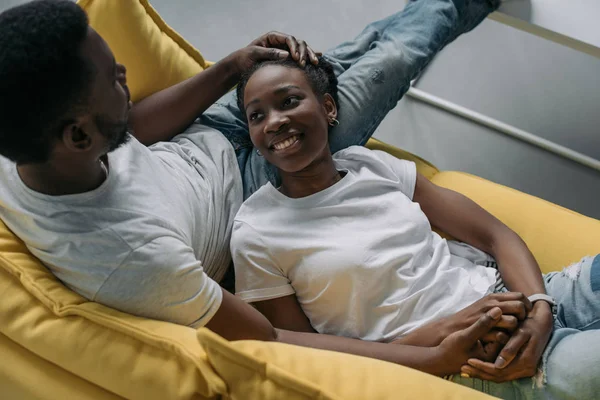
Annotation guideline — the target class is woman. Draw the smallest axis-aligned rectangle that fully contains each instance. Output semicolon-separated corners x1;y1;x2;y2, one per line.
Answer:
231;58;600;398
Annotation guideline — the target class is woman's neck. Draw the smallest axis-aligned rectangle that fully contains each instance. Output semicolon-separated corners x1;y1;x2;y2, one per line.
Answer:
279;152;342;199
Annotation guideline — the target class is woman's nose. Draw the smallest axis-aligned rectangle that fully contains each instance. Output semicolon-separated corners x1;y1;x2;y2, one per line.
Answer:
264;112;289;134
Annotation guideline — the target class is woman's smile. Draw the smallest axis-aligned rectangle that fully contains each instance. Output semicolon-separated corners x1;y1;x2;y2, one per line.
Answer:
271;133;304;153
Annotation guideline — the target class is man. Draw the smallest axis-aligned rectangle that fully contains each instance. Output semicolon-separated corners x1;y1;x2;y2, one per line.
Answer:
0;0;503;375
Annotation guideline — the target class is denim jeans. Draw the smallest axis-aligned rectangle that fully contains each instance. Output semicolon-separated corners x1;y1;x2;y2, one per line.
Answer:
198;0;500;200
451;255;600;399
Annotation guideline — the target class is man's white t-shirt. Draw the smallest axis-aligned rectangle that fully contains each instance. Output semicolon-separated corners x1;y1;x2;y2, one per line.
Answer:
0;122;242;327
232;146;497;342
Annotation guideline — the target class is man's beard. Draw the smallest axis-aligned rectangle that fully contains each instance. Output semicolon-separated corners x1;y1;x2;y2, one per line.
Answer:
95;114;131;152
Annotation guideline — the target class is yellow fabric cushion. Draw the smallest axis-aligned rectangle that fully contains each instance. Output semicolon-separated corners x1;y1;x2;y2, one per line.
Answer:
432;171;600;274
366;138;439;180
199;330;496;400
0;220;225;400
77;0;212;103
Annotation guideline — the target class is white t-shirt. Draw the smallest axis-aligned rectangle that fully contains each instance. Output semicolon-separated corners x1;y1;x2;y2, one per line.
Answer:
0;122;242;328
232;146;497;342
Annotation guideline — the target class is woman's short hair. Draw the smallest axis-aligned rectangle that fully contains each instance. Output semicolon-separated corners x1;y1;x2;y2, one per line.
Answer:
236;56;339;119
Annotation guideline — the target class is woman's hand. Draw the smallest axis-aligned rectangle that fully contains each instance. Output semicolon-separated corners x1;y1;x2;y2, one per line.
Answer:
433;307;505;375
233;31;320;74
461;301;554;382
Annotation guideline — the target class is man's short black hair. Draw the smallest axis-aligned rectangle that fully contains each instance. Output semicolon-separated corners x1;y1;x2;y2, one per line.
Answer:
236;57;339;120
0;0;94;164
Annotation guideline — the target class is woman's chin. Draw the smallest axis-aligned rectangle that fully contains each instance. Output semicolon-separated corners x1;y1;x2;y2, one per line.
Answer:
272;155;313;174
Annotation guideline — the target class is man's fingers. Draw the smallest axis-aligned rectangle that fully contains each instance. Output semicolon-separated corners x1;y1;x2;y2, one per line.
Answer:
297;40;308;67
462;307;502;342
480;332;499;343
307;46;319;65
497;300;529;320
284;36;300;61
495;315;519;332
493;292;533;312
254;47;290;61
481;340;502;362
495;330;530;369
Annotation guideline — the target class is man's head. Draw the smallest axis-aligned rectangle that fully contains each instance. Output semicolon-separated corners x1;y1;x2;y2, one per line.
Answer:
0;0;131;165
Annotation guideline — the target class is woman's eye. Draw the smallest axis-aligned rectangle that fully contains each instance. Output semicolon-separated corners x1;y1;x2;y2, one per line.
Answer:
248;112;261;122
283;96;299;107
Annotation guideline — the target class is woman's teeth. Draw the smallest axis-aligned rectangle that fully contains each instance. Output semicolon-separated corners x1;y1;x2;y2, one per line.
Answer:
273;135;299;151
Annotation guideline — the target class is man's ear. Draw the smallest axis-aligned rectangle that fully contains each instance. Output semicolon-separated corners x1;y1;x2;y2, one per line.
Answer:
323;93;338;121
61;115;95;152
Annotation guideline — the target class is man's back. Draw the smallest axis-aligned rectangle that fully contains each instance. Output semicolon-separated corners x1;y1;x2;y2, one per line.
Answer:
0;122;242;326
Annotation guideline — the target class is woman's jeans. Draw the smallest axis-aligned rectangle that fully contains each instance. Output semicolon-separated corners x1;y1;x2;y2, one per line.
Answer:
452;255;600;399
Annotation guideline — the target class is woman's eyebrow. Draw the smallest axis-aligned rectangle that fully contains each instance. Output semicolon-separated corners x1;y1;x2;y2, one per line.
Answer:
274;85;301;95
246;85;302;111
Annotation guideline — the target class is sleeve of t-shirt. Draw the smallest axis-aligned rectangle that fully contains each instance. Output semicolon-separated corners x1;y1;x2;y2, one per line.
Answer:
370;150;418;200
94;236;223;328
230;220;295;303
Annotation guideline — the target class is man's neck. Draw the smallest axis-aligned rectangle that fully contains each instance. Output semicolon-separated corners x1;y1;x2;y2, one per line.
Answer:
17;157;107;196
279;153;342;199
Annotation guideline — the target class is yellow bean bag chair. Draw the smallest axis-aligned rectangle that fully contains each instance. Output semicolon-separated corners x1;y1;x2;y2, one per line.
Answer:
1;1;599;399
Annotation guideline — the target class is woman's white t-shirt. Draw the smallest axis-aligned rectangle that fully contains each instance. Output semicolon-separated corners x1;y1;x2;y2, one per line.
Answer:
232;146;497;342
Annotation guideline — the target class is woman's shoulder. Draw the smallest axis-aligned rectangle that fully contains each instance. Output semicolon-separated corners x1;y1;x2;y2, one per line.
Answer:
332;145;373;160
333;145;413;171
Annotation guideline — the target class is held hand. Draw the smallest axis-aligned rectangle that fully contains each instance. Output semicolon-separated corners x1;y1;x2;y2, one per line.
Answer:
234;31;320;73
434;307;505;374
461;302;554;382
450;292;532;335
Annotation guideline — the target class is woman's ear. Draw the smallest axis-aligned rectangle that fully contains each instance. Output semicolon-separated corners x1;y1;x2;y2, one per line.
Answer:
323;93;338;121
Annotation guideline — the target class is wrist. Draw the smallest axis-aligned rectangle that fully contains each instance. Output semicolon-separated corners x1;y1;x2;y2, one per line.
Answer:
532;300;552;316
429;346;456;377
222;50;246;79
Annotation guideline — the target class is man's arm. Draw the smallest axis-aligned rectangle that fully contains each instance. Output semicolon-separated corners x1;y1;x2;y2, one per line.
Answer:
253;294;316;333
128;32;319;146
205;289;504;377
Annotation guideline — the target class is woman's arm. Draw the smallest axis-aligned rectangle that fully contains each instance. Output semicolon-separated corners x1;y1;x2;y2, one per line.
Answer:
206;289;504;376
413;173;554;376
413;173;545;297
128;32;319;146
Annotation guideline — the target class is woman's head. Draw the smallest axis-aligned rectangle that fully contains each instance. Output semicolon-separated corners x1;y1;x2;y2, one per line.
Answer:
237;57;339;173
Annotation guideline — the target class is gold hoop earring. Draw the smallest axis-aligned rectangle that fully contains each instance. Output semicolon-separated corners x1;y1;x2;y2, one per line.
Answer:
329;118;340;127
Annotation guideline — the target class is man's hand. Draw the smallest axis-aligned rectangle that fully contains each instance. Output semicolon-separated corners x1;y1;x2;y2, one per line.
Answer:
233;31;320;74
444;292;532;344
433;307;505;374
390;292;530;354
461;301;554;382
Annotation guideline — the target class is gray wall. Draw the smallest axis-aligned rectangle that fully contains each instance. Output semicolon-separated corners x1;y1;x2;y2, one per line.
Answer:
150;0;600;219
2;0;599;218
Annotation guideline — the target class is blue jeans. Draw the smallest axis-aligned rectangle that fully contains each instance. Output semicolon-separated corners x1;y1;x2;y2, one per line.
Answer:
198;0;500;199
451;255;600;399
